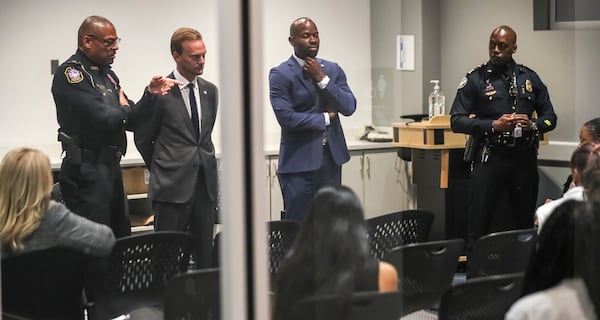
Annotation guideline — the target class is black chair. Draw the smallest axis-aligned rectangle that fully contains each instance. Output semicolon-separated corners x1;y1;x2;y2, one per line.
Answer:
366;209;434;259
437;273;524;320
2;312;32;320
85;231;195;320
50;182;64;203
267;220;300;276
211;231;222;268
467;228;536;279
212;221;299;276
163;268;220;320
383;238;464;316
2;246;89;320
290;291;403;320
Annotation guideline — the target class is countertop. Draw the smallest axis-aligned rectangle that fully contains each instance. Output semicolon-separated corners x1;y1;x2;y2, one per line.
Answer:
0;138;398;170
0;129;572;170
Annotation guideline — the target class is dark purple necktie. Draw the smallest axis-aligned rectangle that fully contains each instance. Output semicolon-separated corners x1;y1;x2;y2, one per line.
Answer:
187;83;200;137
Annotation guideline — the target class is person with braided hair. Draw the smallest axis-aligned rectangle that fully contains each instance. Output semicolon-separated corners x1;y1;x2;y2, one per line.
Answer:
561;118;600;193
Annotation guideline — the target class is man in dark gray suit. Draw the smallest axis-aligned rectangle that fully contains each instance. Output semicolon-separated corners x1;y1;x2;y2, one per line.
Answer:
134;27;218;268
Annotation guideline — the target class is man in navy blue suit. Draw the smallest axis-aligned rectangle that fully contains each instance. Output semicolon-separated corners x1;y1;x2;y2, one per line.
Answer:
269;17;357;222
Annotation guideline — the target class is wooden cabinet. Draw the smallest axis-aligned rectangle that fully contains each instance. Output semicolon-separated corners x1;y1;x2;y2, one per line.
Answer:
91;148;407;228
122;166;153;233
343;149;411;219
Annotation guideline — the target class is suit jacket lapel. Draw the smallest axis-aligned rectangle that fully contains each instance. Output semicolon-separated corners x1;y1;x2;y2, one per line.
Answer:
287;57;317;98
197;78;211;139
168;72;196;139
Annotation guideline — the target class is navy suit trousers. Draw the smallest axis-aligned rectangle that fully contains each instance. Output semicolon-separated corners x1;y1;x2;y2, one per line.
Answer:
278;145;341;222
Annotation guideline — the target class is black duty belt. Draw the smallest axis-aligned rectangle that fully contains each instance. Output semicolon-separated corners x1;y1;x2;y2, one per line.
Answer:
487;133;537;150
81;145;122;164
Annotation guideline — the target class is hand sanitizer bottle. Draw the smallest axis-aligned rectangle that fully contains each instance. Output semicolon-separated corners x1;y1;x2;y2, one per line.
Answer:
428;80;445;119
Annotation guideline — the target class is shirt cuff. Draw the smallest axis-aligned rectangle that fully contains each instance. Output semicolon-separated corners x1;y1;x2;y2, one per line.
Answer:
323;113;330;126
317;75;330;90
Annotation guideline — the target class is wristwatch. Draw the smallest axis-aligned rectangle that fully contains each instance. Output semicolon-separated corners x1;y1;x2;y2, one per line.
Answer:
530;120;538;132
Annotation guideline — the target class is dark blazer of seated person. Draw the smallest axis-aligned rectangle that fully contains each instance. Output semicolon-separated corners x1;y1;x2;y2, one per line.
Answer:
0;147;116;258
506;200;599;319
272;185;398;320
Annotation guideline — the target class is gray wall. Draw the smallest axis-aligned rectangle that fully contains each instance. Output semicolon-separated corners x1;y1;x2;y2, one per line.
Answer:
0;0;372;152
0;0;218;149
440;0;600;143
0;0;598;152
370;0;441;124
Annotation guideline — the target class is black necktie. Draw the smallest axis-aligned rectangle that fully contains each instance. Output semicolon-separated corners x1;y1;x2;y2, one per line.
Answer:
187;83;200;137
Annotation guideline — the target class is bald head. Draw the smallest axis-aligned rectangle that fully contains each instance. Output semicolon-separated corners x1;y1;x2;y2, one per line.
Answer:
491;25;517;45
77;15;114;47
288;17;320;59
77;15;119;65
289;17;315;37
488;25;517;66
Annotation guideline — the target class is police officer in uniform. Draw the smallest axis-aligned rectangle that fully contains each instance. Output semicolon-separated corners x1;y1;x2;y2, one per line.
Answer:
51;15;180;237
450;25;557;248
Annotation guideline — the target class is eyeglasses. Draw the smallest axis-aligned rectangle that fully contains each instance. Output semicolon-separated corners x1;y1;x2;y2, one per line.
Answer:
87;35;121;47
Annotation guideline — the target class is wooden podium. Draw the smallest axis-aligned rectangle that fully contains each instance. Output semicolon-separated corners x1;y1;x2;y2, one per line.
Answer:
392;115;470;241
393;115;468;188
393;115;467;150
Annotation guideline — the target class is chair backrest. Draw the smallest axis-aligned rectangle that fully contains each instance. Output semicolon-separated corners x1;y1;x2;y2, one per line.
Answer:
50;182;64;203
366;209;435;259
2;246;89;320
86;231;194;319
212;221;300;274
2;311;33;320
383;238;464;316
289;291;403;320
468;228;536;279
163;268;220;320
267;220;300;275
211;231;222;268
438;273;524;320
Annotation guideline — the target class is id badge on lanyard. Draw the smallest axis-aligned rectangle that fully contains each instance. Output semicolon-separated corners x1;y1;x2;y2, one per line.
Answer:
509;71;522;138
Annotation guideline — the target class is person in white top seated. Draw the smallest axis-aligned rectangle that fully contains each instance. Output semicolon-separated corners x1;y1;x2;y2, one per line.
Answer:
505;200;599;320
560;118;600;193
534;143;594;233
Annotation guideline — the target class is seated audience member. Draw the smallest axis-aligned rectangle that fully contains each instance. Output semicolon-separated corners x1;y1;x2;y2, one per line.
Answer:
561;118;600;193
0;148;116;258
505;200;599;319
535;143;594;232
272;185;398;320
581;145;600;202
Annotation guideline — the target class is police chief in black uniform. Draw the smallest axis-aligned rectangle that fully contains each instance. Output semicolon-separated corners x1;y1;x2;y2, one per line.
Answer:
450;25;557;248
51;15;180;237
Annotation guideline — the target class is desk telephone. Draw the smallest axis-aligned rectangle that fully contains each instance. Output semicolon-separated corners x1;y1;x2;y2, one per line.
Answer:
360;125;393;142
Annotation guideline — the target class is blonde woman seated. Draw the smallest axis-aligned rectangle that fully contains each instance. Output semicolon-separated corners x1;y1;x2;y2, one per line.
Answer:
0;148;115;258
272;185;398;320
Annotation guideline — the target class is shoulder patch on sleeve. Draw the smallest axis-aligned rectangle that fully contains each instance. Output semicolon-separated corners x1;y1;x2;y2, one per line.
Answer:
64;66;83;84
457;76;468;90
466;63;485;75
519;64;538;74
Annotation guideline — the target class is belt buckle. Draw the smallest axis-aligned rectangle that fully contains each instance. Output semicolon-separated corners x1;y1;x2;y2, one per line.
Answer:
506;137;516;147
